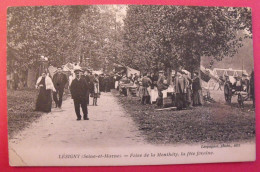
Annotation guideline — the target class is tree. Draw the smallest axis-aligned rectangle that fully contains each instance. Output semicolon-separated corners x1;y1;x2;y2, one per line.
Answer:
8;6;123;72
122;5;252;74
7;5;124;87
8;6;72;70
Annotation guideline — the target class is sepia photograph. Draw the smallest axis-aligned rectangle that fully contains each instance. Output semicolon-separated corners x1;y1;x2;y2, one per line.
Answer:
7;5;255;166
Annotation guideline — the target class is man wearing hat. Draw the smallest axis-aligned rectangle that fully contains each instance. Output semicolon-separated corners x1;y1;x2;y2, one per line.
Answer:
52;67;68;108
70;68;89;120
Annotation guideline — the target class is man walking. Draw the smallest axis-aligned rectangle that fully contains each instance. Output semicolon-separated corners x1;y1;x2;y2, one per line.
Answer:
52;67;68;108
70;69;89;120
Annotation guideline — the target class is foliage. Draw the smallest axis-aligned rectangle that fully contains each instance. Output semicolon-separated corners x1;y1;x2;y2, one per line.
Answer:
7;5;123;72
122;5;252;73
8;6;71;70
7;5;252;74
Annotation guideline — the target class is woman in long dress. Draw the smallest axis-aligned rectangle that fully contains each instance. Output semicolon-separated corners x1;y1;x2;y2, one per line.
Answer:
35;72;56;112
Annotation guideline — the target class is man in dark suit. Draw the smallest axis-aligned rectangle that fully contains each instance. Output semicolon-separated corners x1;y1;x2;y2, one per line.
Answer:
52;67;68;108
70;69;89;121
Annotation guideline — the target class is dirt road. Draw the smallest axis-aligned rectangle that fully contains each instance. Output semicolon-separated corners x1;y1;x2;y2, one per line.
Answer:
9;92;147;165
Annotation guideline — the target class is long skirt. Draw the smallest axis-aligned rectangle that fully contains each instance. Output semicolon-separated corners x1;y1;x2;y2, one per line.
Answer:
115;81;119;89
136;86;141;98
35;88;52;112
186;88;192;106
93;83;100;98
156;90;163;107
150;87;158;104
193;90;202;106
176;93;186;110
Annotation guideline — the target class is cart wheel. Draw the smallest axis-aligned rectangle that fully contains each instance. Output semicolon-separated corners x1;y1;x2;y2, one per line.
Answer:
224;84;232;103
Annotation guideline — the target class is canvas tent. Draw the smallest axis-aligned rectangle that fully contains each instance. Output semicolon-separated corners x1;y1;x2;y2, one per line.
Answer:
178;66;219;83
113;63;140;77
200;65;220;82
114;64;126;74
126;67;140;77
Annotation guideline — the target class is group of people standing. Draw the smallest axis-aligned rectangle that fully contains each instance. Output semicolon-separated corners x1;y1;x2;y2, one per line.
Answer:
156;70;202;109
35;66;109;121
98;74;115;93
116;70;203;110
34;65;204;119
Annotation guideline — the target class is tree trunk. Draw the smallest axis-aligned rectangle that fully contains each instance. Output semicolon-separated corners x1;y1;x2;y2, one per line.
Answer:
27;68;37;89
194;56;204;105
18;70;28;89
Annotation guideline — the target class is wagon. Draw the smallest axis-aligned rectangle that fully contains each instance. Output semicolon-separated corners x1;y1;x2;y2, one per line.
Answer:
224;77;252;107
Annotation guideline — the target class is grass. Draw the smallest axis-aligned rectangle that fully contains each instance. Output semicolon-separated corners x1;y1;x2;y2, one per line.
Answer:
8;89;42;139
112;90;255;145
7;88;70;139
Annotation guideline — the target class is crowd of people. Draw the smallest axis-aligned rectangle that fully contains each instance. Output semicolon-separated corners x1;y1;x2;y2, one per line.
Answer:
34;66;117;120
114;70;203;110
33;65;255;120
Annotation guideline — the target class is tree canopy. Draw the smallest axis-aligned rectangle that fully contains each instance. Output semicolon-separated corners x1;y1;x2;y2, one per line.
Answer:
7;5;252;75
122;5;252;73
7;5;122;72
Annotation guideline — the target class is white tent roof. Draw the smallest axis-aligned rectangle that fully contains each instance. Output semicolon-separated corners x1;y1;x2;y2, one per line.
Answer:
126;67;140;77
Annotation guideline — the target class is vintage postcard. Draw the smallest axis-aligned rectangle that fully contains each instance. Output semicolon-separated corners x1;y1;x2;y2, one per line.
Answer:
7;5;255;166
